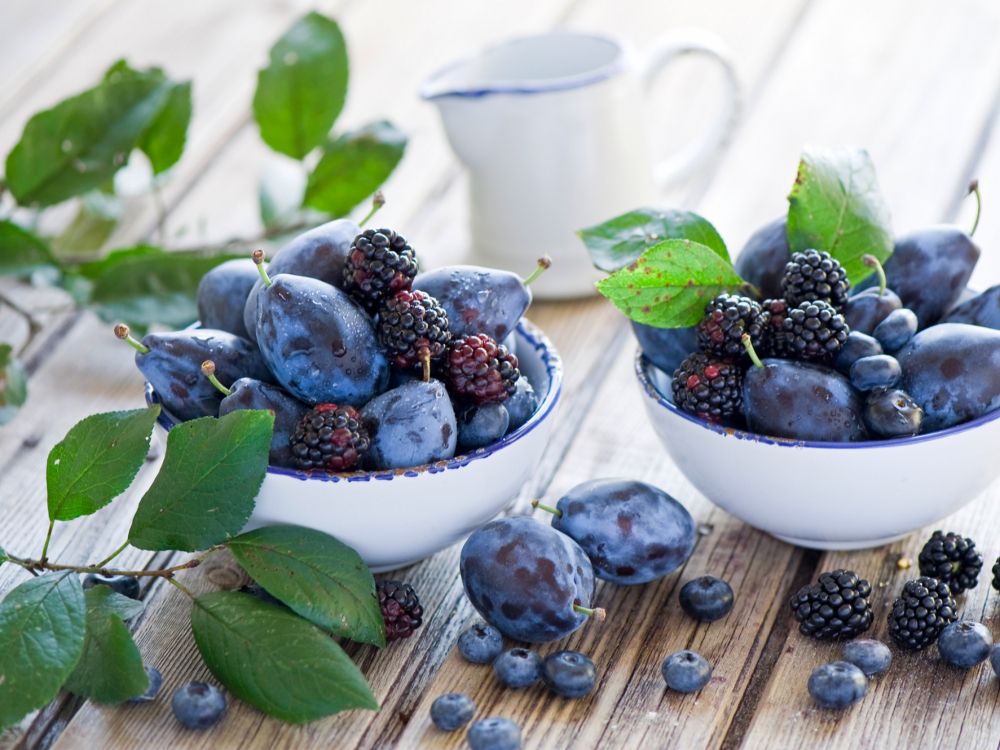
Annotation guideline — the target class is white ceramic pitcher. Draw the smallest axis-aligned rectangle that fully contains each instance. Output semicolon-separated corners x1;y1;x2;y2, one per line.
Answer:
421;31;740;298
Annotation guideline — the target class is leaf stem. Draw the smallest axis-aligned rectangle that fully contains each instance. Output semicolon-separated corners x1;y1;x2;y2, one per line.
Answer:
167;576;197;600
968;179;981;238
94;540;130;568
39;519;55;562
6;553;202;579
358;191;385;228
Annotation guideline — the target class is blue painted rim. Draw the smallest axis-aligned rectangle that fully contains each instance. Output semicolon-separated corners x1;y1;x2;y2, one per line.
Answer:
420;32;626;100
634;348;1000;450
146;319;563;482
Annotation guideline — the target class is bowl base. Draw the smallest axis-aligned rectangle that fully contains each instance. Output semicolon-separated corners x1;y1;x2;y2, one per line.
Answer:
772;531;910;551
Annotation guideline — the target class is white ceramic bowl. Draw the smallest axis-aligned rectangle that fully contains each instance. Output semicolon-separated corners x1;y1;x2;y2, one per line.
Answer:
148;320;562;571
635;350;1000;550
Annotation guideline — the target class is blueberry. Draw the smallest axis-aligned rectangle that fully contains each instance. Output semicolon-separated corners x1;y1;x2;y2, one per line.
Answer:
937;620;993;668
505;378;539;432
171;682;226;730
849;355;901;392
493;648;542;688
873;308;918;353
834;331;883;374
362;380;457;468
991;644;1000;677
542;650;597;698
679;576;734;622
467;717;522;750
631;322;699;376
128;665;163;703
843;288;902;335
457;403;509;451
807;661;867;709
458;622;503;665
430;692;475;731
197;259;260;339
82;573;140;601
841;639;892;677
661;650;712;693
864;388;923;438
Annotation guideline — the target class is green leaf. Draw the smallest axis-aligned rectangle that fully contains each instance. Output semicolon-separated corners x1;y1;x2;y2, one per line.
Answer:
0;572;86;730
191;591;378;722
253;12;349;159
303;121;406;216
579;207;729;273
63;587;148;704
0;344;28;426
786;147;894;285
596;239;746;327
0;546;7;568
47;406;160;522
128;410;273;551
4;61;184;206
227;526;384;647
0;220;58;275
136;80;192;175
50;192;122;262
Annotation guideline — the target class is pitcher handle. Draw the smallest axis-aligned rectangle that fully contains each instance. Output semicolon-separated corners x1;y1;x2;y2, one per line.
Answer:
640;29;741;189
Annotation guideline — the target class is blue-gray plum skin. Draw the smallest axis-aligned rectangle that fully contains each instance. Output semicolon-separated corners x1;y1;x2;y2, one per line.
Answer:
414;265;529;341
255;273;388;406
631;322;698;376
733;217;790;300
218;379;308;467
551;479;695;585
505;378;538;432
457;403;509;451
843;288;902;335
361;380;457;469
460;517;595;643
943;284;1000;330
897;323;1000;432
197;259;259;338
139;329;271;422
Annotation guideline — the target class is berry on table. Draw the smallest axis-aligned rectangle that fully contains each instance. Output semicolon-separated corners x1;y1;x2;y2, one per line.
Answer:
128;665;163;703
917;530;983;595
679;576;735;622
445;334;520;404
430;692;475;731
789;570;873;641
661;650;712;693
377;289;451;381
781;249;850;309
171;682;227;729
82;573;141;600
493;648;542;689
697;293;765;360
841;639;892;677
343;227;419;312
467;718;522;750
991;644;1000;678
542;650;597;698
993;556;1000;591
457;622;503;665
887;577;957;650
807;661;867;710
937;620;993;668
780;300;850;362
377;580;424;642
289;404;369;472
671;352;743;422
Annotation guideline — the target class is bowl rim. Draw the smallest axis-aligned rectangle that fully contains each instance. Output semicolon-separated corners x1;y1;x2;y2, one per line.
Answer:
634;347;1000;450
146;318;563;482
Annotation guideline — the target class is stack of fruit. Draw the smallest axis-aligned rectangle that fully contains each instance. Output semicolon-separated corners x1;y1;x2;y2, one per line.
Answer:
116;210;549;473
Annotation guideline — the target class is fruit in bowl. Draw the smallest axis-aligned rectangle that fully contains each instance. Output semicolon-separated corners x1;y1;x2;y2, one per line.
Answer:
124;217;561;571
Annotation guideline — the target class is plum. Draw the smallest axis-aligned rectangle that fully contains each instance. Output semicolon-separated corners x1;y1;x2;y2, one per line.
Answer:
504;378;538;432
197;259;259;338
631;321;698;376
733;216;790;300
843;288;902;335
361;380;457;468
943;284;1000;330
834;331;883;374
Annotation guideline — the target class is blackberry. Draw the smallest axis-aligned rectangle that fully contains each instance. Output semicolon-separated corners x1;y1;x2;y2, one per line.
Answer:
289;404;369;472
917;530;982;595
887;576;957;650
670;353;742;422
444;334;519;404
697;293;765;359
759;298;794;357
377;579;424;642
343;228;419;312
781;249;850;309
780;300;850;362
377;289;451;381
993;556;1000;591
789;569;872;640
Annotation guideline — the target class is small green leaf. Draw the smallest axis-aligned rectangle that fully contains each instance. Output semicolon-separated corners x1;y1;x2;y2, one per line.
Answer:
47;406;160;522
0;220;58;275
786;147;894;284
596;239;746;327
253;12;349;159
128;410;273;551
50;192;122;262
303;121;406;216
0;572;86;730
137;80;192;174
228;526;384;647
0;344;29;426
0;546;7;568
579;207;729;273
64;587;148;704
191;591;378;722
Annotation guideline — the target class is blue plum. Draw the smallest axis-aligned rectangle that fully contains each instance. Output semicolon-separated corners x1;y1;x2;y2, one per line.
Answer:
541;479;695;585
361;380;456;468
505;378;538;432
943;284;1000;329
457;403;509;451
733;217;790;300
843;288;902;335
849;355;901;392
197;259;259;338
460;517;598;643
631;321;699;376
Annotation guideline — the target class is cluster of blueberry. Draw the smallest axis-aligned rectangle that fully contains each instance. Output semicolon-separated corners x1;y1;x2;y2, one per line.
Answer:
118;211;549;473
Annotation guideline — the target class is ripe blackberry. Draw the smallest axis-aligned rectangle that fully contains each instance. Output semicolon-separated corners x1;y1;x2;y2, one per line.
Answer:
445;334;519;404
780;300;850;362
671;352;742;422
378;289;451;381
781;249;850;309
377;580;424;642
789;569;873;641
697;293;765;360
917;530;982;595
887;576;957;650
343;228;419;312
759;298;794;357
289;404;369;471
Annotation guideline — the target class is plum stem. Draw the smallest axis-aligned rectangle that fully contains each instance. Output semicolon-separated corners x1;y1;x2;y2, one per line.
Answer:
573;604;606;621
523;256;552;287
968;179;981;237
862;254;887;296
741;334;763;369
114;324;149;354
359;190;386;228
419;348;431;383
252;249;273;287
201;360;232;397
530;500;562;518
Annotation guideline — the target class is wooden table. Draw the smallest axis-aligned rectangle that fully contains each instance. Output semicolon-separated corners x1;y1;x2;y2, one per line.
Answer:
3;1;1000;747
